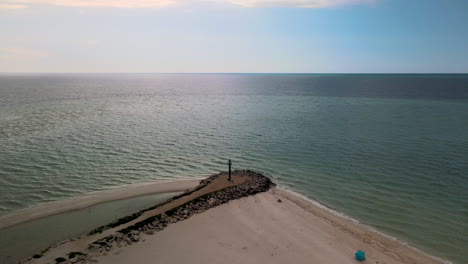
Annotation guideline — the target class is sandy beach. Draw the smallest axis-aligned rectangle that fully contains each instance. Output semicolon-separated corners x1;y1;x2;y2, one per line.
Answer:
16;171;447;264
94;188;445;264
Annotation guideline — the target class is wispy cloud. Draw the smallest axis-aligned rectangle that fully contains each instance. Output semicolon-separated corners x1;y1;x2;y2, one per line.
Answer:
3;0;176;8
0;47;49;57
1;0;375;9
0;3;28;9
229;0;375;8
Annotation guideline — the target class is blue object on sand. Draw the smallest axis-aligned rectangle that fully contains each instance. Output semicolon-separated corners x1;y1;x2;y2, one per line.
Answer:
355;250;365;261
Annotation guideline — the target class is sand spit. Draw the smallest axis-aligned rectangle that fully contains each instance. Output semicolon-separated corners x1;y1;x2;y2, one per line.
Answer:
20;171;447;264
94;188;448;264
21;170;273;264
0;178;201;230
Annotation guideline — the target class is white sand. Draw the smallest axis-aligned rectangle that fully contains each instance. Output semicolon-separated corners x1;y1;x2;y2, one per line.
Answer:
95;188;446;264
20;174;248;264
0;178;201;230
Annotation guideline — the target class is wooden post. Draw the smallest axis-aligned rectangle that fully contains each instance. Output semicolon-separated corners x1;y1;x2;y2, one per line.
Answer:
228;159;232;182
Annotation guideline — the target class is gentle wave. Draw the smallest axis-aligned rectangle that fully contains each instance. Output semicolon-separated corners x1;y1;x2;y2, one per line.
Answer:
0;74;467;263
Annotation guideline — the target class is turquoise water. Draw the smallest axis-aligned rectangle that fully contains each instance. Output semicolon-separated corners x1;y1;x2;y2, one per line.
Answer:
0;74;467;263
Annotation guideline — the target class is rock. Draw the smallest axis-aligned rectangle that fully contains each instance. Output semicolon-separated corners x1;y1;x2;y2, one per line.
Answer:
70;257;79;263
131;235;139;242
277;199;282;203
125;237;133;245
208;198;216;206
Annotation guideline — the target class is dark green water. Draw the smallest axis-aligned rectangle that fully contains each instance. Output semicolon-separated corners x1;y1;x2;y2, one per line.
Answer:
0;74;467;263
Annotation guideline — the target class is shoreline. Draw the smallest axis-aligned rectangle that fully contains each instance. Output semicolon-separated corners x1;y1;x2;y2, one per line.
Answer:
90;186;448;264
0;178;202;230
277;187;452;264
18;170;268;264
0;192;180;264
1;173;451;264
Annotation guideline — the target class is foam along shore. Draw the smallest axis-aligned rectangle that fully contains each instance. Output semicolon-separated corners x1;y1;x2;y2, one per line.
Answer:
22;171;448;264
0;178;201;230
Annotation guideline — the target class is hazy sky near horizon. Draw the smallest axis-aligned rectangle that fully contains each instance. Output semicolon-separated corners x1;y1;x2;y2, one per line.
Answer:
1;0;467;73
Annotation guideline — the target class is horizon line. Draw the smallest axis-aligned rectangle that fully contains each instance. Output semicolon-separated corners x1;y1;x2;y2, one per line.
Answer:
1;72;467;75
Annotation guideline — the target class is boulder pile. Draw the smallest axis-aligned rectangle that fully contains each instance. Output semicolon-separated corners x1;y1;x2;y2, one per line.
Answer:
85;170;275;261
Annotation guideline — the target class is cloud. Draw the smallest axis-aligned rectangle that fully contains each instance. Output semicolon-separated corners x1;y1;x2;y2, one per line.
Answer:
1;0;375;9
230;0;375;8
0;3;27;8
0;47;49;57
3;0;176;8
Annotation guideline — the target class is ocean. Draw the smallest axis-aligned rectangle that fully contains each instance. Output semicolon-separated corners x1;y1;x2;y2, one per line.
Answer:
0;74;467;263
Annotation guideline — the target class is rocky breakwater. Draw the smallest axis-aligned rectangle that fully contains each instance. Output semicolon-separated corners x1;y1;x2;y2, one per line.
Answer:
81;170;275;263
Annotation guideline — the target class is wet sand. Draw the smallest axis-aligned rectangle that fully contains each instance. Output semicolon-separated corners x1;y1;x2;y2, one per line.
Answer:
0;178;201;230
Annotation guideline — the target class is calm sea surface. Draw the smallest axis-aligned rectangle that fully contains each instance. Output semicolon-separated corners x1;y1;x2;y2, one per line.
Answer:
0;74;467;263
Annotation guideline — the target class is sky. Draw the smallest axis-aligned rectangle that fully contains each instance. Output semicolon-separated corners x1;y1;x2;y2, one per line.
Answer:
0;0;467;73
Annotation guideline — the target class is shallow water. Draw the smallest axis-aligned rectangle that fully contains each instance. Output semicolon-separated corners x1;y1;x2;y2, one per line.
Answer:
0;192;179;264
0;74;467;263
